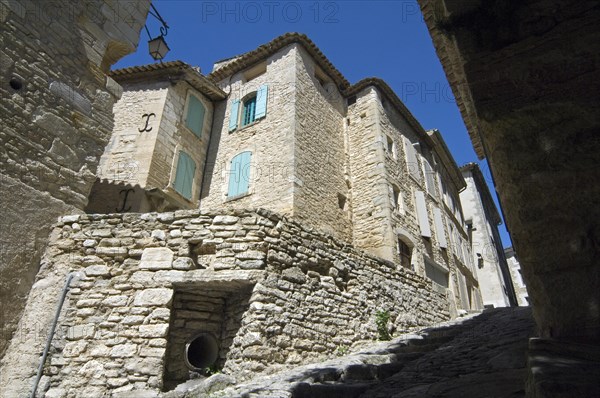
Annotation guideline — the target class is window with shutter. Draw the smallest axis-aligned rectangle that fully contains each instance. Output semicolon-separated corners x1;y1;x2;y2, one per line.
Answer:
185;94;205;138
227;151;252;199
173;151;196;200
415;190;431;238
242;95;256;126
404;137;420;181
423;157;437;197
254;85;268;119
433;207;447;248
228;100;240;132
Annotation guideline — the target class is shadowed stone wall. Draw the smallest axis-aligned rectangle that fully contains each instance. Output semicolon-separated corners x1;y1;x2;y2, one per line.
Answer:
0;0;150;360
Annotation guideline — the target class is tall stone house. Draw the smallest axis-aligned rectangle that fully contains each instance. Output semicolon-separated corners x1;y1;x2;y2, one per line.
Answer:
460;163;517;308
90;33;483;315
504;246;530;306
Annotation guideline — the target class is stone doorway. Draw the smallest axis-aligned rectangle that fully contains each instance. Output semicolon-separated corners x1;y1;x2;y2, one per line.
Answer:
162;281;253;390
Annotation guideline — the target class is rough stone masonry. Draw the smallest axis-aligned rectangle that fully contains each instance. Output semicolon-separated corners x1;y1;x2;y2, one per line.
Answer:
0;208;449;397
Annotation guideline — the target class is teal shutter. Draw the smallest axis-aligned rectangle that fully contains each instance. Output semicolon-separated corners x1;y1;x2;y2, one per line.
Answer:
174;151;195;200
254;85;268;119
227;151;252;198
229;100;240;131
185;94;205;137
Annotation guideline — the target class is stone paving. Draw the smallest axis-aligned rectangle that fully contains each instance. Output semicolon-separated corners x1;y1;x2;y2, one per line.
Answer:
170;307;535;397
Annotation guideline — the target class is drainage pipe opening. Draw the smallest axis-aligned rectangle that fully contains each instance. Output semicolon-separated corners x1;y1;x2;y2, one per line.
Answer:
184;333;219;370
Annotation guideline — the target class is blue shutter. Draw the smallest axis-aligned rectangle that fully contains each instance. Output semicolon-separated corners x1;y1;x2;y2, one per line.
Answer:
254;85;268;119
185;94;205;137
229;100;240;131
227;151;251;198
174;151;195;200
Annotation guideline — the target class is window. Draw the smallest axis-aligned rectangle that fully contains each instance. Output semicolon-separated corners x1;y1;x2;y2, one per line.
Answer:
227;151;252;199
228;85;268;131
184;93;205;138
397;239;412;269
424;258;449;288
173;151;196;200
386;136;397;159
337;193;348;211
242;95;257;126
390;185;403;214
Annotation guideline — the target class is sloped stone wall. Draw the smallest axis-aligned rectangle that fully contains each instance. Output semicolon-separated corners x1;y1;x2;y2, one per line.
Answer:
0;209;449;397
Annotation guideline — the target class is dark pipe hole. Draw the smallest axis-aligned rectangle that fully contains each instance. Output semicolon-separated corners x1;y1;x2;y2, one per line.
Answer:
185;333;218;370
9;78;23;91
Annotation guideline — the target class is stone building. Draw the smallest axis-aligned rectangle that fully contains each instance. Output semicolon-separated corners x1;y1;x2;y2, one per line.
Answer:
0;0;150;360
504;246;529;307
459;163;517;308
93;33;483;317
87;62;226;213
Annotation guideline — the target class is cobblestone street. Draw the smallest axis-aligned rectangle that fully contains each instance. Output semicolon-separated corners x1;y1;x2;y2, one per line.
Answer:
170;307;536;397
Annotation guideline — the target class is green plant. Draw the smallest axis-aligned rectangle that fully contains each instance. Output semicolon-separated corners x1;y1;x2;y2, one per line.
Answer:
203;364;221;376
375;310;392;341
336;344;349;356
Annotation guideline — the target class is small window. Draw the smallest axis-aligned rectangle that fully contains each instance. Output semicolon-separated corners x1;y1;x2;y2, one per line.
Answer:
227;151;252;199
397;239;412;269
386;136;396;158
337;193;348;211
173;151;196;200
391;185;403;214
184;93;206;138
242;95;257;126
229;85;268;131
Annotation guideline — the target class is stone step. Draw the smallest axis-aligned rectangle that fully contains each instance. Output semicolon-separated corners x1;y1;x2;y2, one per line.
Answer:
292;382;375;398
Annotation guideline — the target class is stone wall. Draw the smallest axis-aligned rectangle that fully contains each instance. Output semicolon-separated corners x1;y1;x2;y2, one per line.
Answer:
0;209;450;397
292;46;352;240
0;0;150;359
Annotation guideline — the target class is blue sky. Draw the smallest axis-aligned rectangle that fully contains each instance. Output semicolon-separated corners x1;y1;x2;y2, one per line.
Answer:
115;0;512;248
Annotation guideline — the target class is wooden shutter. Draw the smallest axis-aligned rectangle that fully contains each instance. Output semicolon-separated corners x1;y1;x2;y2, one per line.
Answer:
433;207;447;248
254;85;268;119
228;151;252;198
404;137;420;180
415;190;431;238
174;151;195;200
185;94;205;137
229;100;240;131
423;157;436;196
